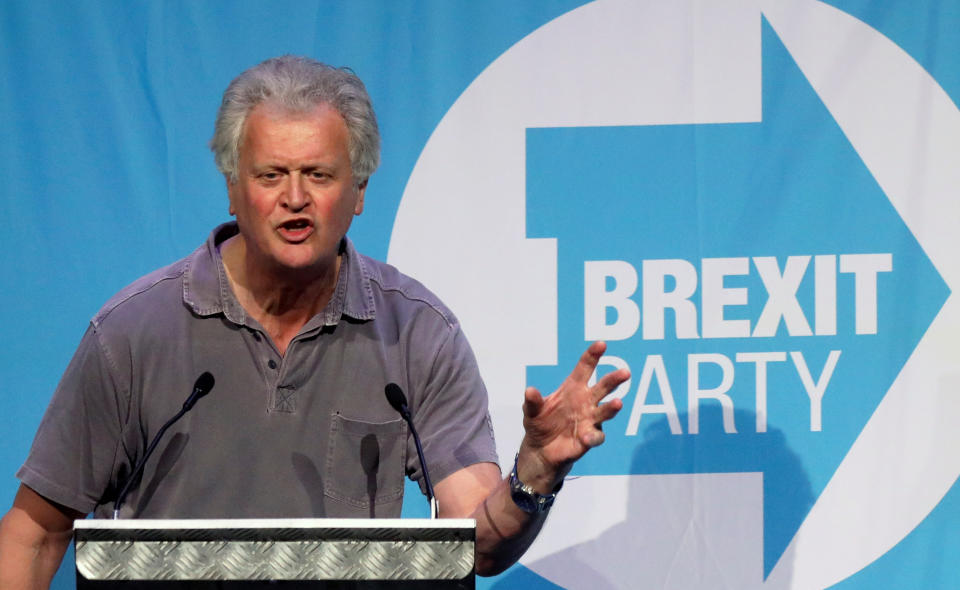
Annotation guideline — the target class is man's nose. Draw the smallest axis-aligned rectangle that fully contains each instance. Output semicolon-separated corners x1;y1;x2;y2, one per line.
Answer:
284;174;310;211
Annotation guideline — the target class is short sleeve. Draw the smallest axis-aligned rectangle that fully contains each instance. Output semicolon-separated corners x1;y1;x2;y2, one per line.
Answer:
17;324;128;514
406;321;499;494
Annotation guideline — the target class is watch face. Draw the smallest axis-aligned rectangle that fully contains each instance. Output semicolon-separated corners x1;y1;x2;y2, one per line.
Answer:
511;489;539;513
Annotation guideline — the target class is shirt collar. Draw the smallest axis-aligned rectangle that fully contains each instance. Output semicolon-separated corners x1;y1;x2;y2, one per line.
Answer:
183;221;376;326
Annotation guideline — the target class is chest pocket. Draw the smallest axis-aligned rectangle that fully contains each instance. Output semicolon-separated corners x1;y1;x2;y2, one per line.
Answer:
324;414;406;514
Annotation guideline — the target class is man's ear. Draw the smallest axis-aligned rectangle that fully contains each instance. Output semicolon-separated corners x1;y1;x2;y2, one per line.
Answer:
354;179;367;215
226;176;236;216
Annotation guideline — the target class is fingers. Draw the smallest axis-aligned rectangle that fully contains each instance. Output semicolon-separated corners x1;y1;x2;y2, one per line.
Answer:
579;395;623;448
568;341;607;383
581;398;622;447
592;367;630;403
522;386;544;418
595;397;623;423
581;428;605;448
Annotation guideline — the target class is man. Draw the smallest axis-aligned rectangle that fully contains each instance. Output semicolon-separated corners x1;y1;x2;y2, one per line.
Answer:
0;56;628;586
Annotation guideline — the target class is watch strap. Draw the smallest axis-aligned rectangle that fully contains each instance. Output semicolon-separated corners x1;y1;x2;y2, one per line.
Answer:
508;453;562;514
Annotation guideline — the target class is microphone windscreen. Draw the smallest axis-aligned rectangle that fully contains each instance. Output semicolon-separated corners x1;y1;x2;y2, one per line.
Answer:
194;372;215;398
384;382;408;414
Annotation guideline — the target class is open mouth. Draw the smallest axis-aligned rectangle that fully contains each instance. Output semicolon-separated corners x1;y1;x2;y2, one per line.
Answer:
278;218;313;241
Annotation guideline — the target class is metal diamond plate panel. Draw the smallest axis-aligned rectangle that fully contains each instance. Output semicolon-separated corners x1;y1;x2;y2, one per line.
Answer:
77;539;474;581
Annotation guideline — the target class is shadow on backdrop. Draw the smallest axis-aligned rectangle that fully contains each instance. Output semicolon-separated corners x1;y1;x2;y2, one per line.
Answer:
492;407;813;589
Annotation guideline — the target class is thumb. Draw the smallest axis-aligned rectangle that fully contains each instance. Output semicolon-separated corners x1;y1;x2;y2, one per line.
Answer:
523;386;544;418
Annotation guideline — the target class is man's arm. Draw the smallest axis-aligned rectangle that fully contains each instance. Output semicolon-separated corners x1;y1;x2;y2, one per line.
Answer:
435;462;551;576
0;484;84;589
435;341;629;576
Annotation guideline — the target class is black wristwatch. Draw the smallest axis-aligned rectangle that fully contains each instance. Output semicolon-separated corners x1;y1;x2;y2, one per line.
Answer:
508;454;562;514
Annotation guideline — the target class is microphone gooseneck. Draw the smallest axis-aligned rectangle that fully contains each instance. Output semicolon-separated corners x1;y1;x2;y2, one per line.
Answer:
384;382;438;518
112;372;215;519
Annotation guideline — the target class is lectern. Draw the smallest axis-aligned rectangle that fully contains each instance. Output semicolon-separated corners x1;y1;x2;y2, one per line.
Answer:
74;518;475;589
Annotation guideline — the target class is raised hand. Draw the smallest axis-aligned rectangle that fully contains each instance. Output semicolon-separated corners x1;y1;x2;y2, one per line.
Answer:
517;341;630;491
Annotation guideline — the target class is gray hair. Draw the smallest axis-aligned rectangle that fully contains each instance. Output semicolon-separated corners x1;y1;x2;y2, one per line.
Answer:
210;55;380;185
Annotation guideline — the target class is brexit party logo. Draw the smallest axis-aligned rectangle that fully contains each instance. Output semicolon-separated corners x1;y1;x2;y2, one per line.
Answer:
390;0;957;588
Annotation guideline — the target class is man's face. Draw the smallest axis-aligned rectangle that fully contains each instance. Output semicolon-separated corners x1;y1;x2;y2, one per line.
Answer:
228;102;365;277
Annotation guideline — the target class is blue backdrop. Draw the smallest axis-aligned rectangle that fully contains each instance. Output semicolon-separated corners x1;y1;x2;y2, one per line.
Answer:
2;1;958;588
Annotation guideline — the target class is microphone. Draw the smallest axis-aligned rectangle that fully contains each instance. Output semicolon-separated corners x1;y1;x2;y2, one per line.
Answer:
112;372;215;519
182;371;215;412
384;383;438;518
385;382;410;419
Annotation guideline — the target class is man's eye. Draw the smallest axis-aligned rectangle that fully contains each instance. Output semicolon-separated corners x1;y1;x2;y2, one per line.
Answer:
310;171;330;180
261;172;280;180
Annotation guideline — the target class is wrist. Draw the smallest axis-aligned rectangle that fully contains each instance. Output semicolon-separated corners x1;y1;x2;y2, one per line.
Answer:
515;442;570;495
508;453;563;514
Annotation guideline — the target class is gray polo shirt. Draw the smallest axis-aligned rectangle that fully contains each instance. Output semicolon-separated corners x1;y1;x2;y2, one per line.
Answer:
18;222;498;519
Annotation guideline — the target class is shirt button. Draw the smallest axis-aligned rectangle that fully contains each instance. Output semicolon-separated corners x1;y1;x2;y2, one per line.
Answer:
268;359;278;370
